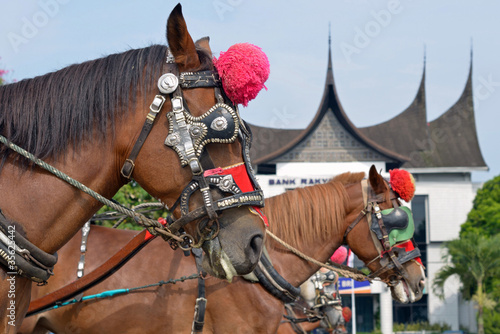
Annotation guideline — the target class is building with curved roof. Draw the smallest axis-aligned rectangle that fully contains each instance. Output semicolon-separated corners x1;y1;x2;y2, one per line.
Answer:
250;39;486;333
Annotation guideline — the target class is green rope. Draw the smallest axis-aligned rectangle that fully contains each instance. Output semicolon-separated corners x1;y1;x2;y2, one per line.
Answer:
44;274;201;313
0;135;163;233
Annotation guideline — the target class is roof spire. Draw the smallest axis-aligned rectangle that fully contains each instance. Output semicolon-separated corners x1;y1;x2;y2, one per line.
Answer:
328;22;331;49
326;24;333;85
423;43;426;67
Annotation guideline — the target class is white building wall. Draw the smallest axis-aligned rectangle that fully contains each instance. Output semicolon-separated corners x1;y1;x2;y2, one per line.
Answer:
459;296;478;333
427;243;461;331
413;179;476;242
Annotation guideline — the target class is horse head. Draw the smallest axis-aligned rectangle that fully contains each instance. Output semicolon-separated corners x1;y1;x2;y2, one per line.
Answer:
344;165;426;303
114;4;266;280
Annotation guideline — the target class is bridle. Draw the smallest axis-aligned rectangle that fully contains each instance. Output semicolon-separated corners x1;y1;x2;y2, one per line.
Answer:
343;179;422;286
120;48;266;250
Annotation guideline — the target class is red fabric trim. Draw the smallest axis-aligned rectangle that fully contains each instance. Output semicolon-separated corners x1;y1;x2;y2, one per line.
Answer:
144;217;167;241
395;240;423;266
205;164;269;226
218;164;254;192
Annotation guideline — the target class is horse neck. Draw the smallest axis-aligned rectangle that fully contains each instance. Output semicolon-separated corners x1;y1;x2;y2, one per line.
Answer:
0;138;124;254
263;180;362;287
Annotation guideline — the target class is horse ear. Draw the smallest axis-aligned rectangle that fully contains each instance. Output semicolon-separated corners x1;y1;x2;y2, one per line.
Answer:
166;4;200;70
195;36;212;55
368;165;387;194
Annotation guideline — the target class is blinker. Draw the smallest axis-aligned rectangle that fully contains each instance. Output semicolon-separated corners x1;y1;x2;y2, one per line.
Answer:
371;206;415;247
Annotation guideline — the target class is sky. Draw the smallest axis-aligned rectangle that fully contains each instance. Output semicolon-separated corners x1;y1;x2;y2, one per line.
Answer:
0;0;498;183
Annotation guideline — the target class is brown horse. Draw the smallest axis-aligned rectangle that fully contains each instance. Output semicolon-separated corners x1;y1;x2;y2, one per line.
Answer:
21;166;426;334
0;4;267;332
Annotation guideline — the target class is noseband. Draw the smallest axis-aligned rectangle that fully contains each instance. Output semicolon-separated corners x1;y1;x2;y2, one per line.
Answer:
343;179;421;286
120;49;265;250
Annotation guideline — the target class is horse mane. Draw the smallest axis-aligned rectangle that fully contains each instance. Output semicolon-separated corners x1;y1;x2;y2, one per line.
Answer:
0;44;213;167
263;172;365;247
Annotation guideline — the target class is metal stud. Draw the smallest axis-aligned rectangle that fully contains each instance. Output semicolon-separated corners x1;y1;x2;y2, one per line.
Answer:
189;125;203;138
165;133;180;146
158;73;179;94
210;116;228;131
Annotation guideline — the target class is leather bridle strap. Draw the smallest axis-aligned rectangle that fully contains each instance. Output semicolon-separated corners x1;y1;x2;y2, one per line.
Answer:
191;247;207;334
121;95;166;179
26;229;154;317
342;204;370;244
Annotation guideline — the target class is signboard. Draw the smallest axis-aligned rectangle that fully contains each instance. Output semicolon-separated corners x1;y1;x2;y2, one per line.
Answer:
338;278;371;294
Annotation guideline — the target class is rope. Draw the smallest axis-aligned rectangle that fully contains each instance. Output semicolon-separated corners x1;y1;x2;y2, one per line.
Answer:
0;135;173;239
42;273;201;314
90;202;166;228
265;230;370;282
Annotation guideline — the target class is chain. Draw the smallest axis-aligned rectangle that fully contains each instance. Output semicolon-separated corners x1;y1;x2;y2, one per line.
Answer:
265;230;371;282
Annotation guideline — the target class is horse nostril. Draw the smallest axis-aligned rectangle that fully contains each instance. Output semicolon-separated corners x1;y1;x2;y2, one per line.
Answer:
248;234;263;262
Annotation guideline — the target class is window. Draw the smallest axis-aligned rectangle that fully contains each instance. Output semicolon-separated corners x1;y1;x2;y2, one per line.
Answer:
257;164;276;175
393;195;429;323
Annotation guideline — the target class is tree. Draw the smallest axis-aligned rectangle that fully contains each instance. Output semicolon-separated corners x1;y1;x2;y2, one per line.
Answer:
460;174;500;237
459;174;500;333
93;181;169;231
433;233;500;334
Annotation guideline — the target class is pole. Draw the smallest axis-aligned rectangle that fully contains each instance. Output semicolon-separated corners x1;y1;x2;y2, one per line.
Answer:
351;278;356;334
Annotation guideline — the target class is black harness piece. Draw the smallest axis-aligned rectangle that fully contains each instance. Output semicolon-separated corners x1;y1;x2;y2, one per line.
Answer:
120;49;265;250
0;210;57;283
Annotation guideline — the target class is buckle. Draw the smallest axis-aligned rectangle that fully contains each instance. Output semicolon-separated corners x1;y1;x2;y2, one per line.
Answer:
150;95;166;113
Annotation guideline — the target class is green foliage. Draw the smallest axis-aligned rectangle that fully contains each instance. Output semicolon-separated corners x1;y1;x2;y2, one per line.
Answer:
392;321;450;332
484;306;500;334
433;233;500;300
484;277;500;334
93;181;169;231
460;174;500;237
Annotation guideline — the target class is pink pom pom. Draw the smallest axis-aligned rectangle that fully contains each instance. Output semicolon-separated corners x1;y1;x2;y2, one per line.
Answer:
330;246;348;264
214;43;270;107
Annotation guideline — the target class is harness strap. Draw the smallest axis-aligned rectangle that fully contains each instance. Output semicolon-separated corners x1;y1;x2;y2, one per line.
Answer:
26;229;153;317
180;71;220;89
121;95;166;179
252;252;301;303
77;221;91;278
0;210;58;283
191;248;207;334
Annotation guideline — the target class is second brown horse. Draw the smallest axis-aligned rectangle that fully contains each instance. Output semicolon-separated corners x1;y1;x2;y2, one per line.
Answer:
21;166;426;333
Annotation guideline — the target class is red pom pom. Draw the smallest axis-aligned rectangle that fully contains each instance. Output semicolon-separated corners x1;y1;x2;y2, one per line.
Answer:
342;307;352;323
214;43;270;107
389;169;416;202
330;246;348;264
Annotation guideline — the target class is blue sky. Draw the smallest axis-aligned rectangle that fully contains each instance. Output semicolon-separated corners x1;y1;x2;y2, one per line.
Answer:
0;0;498;182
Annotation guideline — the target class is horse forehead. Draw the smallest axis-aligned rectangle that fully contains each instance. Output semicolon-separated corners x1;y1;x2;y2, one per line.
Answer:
182;88;217;115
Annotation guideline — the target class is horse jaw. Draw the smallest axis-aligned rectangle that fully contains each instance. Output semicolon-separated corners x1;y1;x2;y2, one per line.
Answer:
201;237;237;282
390;280;413;303
390;264;426;303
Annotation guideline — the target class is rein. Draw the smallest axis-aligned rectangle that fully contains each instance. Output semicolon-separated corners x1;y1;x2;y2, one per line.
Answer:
252;177;422;302
26;229;154;316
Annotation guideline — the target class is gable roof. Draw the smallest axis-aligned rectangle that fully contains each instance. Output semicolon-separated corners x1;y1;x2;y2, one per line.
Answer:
359;53;487;170
359;60;429;160
249;44;487;172
250;45;408;165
